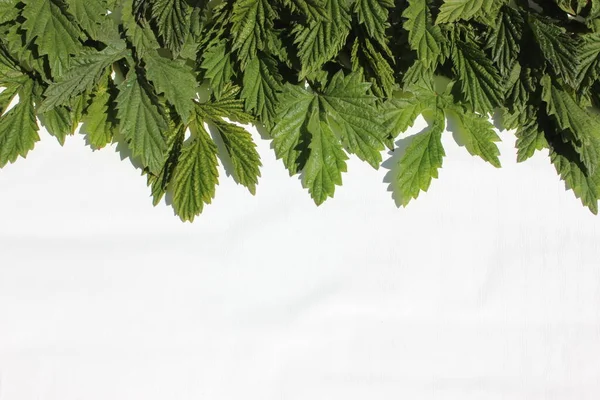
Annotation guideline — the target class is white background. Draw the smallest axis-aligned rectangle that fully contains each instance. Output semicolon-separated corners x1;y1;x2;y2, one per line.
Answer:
1;118;599;399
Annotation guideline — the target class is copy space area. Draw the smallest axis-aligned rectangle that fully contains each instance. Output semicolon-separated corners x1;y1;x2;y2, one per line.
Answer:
1;122;599;400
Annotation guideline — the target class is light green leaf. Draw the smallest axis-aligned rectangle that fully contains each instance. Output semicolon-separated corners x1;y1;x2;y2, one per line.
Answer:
504;63;531;112
384;95;430;137
395;110;445;206
1;24;47;76
0;80;39;167
116;71;168;174
302;105;348;205
0;0;19;25
211;118;262;195
144;51;198;123
69;89;88;127
448;107;501;167
402;59;436;90
0;47;18;81
172;121;219;222
556;0;589;15
320;71;388;167
271;84;316;175
474;0;508;24
81;85;114;149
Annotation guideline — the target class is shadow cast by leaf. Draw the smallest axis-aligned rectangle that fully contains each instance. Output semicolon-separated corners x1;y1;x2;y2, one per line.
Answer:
113;132;146;171
491;109;505;132
205;121;235;181
445;112;467;148
254;121;272;141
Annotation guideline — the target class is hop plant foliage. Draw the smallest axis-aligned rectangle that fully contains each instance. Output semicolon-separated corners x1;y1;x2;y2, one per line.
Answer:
2;0;600;220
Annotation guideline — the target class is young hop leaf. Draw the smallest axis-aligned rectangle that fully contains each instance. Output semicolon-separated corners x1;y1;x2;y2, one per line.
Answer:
447;105;502;167
241;56;282;125
515;120;547;163
231;0;276;67
144;51;198;123
486;5;523;75
66;0;117;42
395;111;446;207
0;80;39;167
576;32;600;92
200;41;234;100
271;84;316;175
0;0;20;25
21;0;82;77
384;96;428;136
81;80;116;149
350;36;396;98
39;105;73;145
353;0;393;44
528;14;579;86
452;39;504;115
541;75;600;174
171;119;219;222
197;94;262;195
210;117;262;195
116;71;169;174
302;105;348;205
319;71;388;167
403;0;444;70
551;144;600;215
2;0;600;219
273;70;388;203
294;0;351;78
39;48;125;112
437;0;489;24
278;0;328;20
151;0;190;55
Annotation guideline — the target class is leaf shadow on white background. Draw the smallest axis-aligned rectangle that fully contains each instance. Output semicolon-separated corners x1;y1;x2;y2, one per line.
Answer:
113;132;145;171
445;113;467;149
491;109;505;131
253;122;272;141
254;121;305;184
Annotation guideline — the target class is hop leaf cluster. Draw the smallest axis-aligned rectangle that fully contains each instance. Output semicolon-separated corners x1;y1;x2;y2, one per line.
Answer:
2;0;600;220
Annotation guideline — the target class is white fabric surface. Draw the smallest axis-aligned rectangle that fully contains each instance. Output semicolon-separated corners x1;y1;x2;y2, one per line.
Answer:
1;120;599;399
